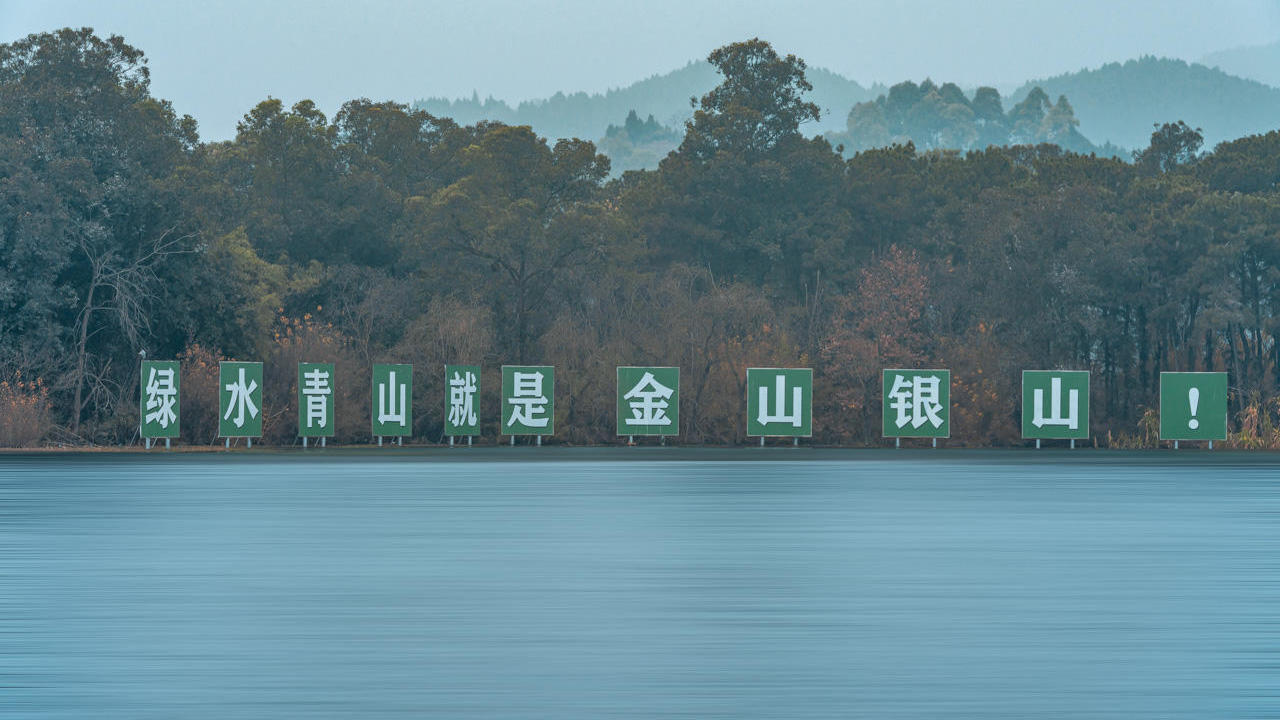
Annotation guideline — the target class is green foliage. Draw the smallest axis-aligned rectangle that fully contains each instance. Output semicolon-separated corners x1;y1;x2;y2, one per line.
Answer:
681;38;821;159
1134;121;1203;174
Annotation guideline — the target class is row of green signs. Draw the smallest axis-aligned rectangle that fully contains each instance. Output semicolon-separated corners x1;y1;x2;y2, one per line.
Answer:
140;361;1229;442
881;369;1227;441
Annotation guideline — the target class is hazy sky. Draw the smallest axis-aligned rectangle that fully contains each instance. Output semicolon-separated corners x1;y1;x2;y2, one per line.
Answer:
3;0;1278;141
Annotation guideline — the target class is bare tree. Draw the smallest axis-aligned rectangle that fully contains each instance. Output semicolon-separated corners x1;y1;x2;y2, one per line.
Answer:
70;225;193;436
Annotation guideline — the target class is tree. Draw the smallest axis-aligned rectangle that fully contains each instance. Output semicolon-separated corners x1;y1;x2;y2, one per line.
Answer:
69;227;191;435
0;28;196;439
820;246;932;441
678;38;820;160
408;124;612;362
1134;121;1203;174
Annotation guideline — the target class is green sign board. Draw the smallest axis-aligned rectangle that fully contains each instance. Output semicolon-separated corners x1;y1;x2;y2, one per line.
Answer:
1160;372;1228;441
298;362;335;438
140;360;180;439
746;368;812;438
617;366;679;436
444;364;481;436
882;369;950;438
502;365;554;435
1021;370;1089;440
372;363;413;437
219;361;263;438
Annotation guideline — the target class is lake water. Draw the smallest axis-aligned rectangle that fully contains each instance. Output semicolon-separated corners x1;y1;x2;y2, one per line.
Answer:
2;450;1278;718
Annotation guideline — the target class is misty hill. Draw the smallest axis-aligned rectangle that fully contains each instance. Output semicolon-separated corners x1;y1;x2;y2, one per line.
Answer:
1011;56;1280;151
597;110;682;174
413;61;879;143
826;80;1112;157
1201;41;1280;89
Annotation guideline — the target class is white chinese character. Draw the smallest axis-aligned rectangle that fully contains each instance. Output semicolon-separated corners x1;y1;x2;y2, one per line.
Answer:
623;371;673;426
1032;376;1079;430
757;374;802;427
144;366;177;429
888;374;944;429
222;367;259;429
507;371;549;427
301;367;331;429
448;370;478;428
377;370;408;427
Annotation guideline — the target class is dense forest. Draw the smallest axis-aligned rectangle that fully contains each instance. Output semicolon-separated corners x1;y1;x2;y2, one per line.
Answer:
3;29;1280;448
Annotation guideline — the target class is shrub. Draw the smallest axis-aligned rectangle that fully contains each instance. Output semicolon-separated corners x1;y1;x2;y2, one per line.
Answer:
0;376;51;447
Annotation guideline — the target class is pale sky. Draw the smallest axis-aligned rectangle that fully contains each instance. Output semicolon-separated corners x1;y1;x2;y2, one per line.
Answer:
3;0;1278;140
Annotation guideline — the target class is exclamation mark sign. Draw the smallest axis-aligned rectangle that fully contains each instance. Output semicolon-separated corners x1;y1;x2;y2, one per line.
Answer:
1187;387;1200;430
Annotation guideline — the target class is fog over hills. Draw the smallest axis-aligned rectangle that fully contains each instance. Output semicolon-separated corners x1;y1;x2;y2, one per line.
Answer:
1011;56;1280;150
418;53;1280;170
1200;40;1280;88
415;61;880;143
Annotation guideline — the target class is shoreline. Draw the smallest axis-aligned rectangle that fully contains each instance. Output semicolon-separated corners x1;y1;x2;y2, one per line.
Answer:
1;445;1275;465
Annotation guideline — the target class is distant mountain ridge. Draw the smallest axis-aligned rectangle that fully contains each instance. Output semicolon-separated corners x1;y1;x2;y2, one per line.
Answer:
1011;56;1280;151
414;54;1280;170
413;61;880;143
1200;40;1280;89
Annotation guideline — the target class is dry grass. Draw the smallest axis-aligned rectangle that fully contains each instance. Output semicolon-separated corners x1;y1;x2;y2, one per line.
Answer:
0;375;51;447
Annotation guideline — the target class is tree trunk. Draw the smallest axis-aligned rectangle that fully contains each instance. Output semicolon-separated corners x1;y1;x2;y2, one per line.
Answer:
71;282;98;437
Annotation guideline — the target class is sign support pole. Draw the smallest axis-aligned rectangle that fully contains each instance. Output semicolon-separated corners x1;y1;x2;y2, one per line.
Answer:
932;437;937;448
303;437;308;448
225;438;230;449
1036;439;1041;449
449;436;454;447
467;436;472;447
536;435;541;447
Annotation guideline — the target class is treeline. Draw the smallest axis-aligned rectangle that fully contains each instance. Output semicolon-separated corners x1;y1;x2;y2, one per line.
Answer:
3;29;1280;448
827;80;1116;157
414;61;874;146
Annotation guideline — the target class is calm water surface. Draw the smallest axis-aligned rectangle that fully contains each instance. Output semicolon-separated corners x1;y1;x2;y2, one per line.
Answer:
2;451;1277;718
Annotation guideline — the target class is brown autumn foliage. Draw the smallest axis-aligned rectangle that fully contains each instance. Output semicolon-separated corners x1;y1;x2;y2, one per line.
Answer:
177;343;223;445
263;311;367;445
0;375;51;447
943;322;1022;446
819;246;932;444
392;296;496;441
